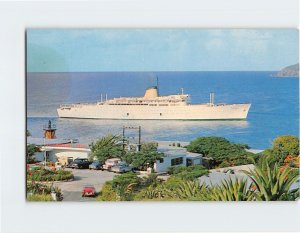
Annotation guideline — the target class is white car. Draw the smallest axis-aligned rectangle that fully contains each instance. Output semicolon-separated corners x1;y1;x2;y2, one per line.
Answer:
102;158;121;170
110;163;132;173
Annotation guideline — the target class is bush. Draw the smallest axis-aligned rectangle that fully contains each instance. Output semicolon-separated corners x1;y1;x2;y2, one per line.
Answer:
187;136;253;168
27;194;53;201
28;169;74;181
168;165;209;180
123;151;163;171
110;172;142;201
27;182;52;194
26;181;63;201
97;182;118;201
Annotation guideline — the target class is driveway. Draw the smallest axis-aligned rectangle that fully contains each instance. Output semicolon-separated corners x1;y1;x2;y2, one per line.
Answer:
54;168;117;201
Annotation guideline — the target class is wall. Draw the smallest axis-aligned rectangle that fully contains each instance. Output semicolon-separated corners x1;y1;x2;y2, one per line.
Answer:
154;155;186;173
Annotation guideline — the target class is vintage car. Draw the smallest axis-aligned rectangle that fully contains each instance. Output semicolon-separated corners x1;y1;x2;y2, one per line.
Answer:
89;160;102;170
110;162;132;173
70;158;91;169
82;185;96;197
102;158;121;171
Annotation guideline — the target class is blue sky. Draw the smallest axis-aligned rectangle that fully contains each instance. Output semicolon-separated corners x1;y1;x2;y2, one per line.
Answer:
27;29;298;72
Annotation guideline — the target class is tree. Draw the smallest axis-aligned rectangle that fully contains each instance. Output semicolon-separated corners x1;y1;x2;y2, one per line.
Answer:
89;134;123;162
242;161;299;201
123;151;164;170
122;142;163;170
27;144;39;163
259;135;300;167
272;135;299;157
186;136;253;167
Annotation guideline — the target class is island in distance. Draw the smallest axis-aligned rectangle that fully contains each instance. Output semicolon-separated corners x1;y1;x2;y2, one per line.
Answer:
273;63;299;77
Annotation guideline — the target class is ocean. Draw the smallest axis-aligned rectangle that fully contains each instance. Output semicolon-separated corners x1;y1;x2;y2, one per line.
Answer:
27;71;299;149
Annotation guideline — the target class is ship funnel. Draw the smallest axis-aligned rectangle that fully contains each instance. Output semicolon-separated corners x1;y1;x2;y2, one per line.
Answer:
144;86;159;99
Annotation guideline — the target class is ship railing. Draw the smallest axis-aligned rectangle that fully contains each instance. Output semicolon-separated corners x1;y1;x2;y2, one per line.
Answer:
60;102;97;108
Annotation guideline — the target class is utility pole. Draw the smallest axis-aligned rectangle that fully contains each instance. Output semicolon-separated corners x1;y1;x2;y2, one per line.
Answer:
138;126;141;152
122;126;125;156
122;126;142;154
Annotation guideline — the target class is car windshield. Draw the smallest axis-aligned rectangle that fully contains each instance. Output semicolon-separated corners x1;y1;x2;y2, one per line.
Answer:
93;161;100;164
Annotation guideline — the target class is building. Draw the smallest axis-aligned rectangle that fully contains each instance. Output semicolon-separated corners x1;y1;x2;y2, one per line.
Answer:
27;136;90;165
153;150;202;173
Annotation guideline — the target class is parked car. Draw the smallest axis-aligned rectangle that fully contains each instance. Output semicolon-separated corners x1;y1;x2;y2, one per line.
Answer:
70;158;91;169
89;160;102;170
82;185;96;197
66;161;74;168
110;162;132;173
102;158;121;171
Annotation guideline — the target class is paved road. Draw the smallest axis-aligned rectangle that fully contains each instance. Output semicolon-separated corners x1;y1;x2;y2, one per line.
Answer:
54;168;117;201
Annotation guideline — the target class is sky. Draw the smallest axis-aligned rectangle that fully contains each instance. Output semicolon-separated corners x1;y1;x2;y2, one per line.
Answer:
27;29;299;72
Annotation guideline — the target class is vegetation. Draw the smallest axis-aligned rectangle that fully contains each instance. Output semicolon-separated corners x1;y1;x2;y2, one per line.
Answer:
243;161;299;201
122;142;163;170
27;194;53;201
26;144;39;164
96;182;118;201
26;182;63;201
89;134;123;162
98;158;299;201
186;136;255;168
258;135;299;167
209;178;253;201
28;169;74;182
168;165;209;180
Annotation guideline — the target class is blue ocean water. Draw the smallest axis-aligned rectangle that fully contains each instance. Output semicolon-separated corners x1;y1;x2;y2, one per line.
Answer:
27;72;299;149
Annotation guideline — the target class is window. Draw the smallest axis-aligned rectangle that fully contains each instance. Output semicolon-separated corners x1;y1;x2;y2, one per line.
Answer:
127;113;129;116
160;113;162;116
159;158;164;163
171;157;183;166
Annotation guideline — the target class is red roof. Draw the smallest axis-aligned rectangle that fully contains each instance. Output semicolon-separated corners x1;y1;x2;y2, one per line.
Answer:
47;143;88;149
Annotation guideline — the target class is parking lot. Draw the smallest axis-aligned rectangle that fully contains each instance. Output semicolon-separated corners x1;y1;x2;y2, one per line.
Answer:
54;168;117;201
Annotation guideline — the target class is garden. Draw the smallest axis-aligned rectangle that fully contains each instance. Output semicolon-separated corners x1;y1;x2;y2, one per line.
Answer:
27;168;74;182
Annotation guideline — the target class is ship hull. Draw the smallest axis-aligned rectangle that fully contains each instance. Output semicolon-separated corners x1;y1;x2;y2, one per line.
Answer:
57;103;251;120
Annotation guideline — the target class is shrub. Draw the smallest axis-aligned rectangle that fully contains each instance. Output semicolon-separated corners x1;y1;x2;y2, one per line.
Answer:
110;172;142;201
123;151;163;171
28;169;74;181
187;136;253;168
168;165;209;180
97;182;118;201
272;135;299;157
27;194;53;201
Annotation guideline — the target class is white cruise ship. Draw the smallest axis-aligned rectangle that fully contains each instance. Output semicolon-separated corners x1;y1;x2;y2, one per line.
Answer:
57;86;251;120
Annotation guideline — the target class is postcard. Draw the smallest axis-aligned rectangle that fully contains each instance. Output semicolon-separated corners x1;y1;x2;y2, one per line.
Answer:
26;29;299;202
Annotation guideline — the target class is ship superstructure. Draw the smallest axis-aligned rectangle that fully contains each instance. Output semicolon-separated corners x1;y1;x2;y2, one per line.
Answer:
57;86;251;120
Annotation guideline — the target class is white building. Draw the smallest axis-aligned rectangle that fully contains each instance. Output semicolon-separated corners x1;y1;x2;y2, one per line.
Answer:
34;144;91;165
28;137;91;165
153;150;202;173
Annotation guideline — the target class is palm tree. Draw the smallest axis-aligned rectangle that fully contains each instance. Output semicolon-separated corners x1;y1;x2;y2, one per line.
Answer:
209;178;254;201
242;162;299;201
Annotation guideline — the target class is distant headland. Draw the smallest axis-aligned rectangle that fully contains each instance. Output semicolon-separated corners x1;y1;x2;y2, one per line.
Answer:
273;63;299;77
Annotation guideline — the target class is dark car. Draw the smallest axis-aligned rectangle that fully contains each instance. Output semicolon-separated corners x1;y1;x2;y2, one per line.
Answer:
89;160;102;170
71;158;91;169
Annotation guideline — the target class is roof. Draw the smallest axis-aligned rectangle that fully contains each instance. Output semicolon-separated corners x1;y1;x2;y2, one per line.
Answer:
27;137;73;146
